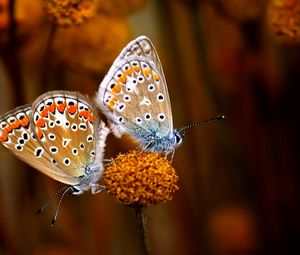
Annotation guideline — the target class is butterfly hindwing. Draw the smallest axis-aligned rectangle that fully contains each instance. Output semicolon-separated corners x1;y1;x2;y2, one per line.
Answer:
0;105;78;185
31;91;98;178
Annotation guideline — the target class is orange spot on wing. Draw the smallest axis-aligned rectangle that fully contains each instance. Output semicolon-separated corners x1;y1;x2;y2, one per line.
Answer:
20;117;29;127
79;110;89;119
36;128;44;139
11;120;21;129
0;133;8;142
153;73;160;81
107;97;117;112
143;68;151;77
112;84;121;94
133;66;140;72
41;108;49;117
88;112;94;123
36;118;45;128
117;74;126;84
57;102;66;113
68;105;78;115
48;103;56;113
124;68;133;76
3;125;12;134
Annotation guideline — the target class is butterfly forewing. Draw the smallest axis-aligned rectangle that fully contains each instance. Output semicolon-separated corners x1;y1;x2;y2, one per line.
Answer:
97;36;173;146
114;36;163;73
31;91;97;177
0;105;78;185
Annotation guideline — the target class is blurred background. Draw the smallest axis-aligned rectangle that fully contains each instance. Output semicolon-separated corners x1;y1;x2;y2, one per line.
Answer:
0;0;299;254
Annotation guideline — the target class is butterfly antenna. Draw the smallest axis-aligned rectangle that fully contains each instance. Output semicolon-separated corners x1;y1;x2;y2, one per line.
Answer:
36;186;69;214
51;186;72;226
180;114;225;131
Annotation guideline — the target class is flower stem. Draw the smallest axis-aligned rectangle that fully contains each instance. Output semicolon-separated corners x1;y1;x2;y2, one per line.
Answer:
134;206;150;255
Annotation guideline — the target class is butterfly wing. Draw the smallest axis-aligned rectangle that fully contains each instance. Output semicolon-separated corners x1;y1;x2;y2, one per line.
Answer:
96;36;173;147
0;105;78;185
31;91;101;178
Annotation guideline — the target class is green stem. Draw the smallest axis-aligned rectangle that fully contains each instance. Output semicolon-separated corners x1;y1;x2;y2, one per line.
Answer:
135;206;150;255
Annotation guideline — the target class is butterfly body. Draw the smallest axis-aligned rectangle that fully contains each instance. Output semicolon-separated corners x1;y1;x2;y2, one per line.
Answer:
132;126;184;154
0;91;109;195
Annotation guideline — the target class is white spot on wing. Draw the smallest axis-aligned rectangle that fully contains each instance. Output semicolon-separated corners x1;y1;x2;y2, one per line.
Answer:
140;97;151;106
125;76;139;94
62;138;72;147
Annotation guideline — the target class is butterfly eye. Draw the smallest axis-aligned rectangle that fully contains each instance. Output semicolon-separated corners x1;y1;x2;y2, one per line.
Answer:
175;133;183;145
157;93;165;102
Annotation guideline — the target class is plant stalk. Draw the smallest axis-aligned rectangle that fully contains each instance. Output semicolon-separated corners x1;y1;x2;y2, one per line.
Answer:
134;206;150;255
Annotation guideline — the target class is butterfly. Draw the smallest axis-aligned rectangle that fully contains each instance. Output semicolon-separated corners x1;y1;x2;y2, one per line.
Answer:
0;90;109;224
96;36;224;157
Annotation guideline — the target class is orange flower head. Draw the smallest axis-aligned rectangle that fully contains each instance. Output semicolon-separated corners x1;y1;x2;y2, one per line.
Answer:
267;0;300;44
104;150;179;206
43;0;96;26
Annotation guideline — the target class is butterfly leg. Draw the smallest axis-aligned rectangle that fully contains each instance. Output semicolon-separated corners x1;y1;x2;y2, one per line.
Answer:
103;158;114;166
166;150;175;163
141;141;154;152
91;184;107;194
